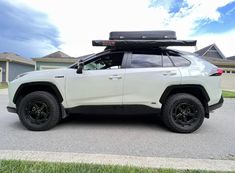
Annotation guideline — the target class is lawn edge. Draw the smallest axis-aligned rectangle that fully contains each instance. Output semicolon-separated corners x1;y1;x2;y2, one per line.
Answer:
0;150;234;172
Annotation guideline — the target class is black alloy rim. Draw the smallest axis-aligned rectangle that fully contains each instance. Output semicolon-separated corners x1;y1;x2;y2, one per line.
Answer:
172;102;199;127
24;101;50;125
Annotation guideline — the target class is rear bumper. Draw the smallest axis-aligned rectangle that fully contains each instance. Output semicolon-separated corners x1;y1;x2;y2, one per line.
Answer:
209;96;223;112
7;106;17;113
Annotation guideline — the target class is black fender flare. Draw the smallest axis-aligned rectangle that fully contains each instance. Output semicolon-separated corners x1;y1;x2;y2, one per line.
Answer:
13;82;63;104
159;85;210;118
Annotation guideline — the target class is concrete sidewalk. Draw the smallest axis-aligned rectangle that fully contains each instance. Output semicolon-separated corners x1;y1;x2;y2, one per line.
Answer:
0;89;8;95
223;89;235;92
0;150;234;172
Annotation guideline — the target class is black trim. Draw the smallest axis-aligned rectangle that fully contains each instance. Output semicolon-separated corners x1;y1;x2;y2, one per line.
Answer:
7;106;16;113
209;96;224;112
13;82;63;104
66;105;161;115
160;85;210;104
160;85;211;118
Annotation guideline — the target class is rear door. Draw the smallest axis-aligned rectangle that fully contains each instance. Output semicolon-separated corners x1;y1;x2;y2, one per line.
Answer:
123;50;182;108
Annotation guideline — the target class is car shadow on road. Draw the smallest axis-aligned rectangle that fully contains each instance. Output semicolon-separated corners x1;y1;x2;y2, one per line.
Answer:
59;113;167;130
9;113;167;131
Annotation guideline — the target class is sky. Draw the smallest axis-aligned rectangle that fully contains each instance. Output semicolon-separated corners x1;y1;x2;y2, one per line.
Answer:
0;0;235;58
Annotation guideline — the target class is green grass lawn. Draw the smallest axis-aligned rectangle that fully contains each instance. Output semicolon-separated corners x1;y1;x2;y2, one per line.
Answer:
0;160;232;173
222;90;235;98
0;83;8;89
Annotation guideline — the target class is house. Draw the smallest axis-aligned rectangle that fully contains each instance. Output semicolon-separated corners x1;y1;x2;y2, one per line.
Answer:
195;44;225;59
195;44;235;89
33;51;77;70
0;52;35;84
227;56;235;61
194;44;235;73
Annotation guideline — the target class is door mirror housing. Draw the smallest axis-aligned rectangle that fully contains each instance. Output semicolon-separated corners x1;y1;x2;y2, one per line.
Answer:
77;62;84;74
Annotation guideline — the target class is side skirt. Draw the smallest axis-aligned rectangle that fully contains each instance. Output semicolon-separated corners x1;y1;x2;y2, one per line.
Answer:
65;105;161;115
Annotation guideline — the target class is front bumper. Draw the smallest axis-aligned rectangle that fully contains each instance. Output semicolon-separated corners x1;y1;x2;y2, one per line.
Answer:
7;106;17;113
209;96;224;112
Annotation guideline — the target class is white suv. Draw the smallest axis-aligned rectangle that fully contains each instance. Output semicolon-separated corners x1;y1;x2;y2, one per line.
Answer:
7;31;223;133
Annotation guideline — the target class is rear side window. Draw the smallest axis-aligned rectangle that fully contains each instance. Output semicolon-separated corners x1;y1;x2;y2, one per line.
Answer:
162;55;173;67
169;54;190;67
130;54;162;68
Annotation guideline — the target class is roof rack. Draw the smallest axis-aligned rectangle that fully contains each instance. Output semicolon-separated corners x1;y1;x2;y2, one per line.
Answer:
92;31;197;50
92;40;197;48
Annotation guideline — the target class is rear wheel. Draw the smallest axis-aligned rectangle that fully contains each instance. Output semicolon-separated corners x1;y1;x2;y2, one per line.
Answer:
162;93;205;133
18;91;61;131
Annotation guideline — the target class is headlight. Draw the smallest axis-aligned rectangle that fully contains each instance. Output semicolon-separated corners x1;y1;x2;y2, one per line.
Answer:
15;73;28;80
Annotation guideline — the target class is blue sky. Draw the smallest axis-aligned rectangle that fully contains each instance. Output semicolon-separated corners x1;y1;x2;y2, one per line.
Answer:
0;0;60;57
195;1;235;34
1;0;235;57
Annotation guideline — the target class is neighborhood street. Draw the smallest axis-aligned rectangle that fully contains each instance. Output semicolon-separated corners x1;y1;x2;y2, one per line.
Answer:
0;94;234;160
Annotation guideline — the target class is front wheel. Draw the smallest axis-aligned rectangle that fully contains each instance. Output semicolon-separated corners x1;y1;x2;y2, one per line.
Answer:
18;91;61;131
162;93;205;133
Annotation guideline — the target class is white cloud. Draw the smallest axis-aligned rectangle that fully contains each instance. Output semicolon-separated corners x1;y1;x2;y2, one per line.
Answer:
12;0;235;57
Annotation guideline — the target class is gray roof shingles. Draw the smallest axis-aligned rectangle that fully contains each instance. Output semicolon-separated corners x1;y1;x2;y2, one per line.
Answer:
0;52;35;65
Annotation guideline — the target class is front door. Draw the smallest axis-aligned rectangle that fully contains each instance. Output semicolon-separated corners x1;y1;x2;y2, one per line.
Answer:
66;52;125;108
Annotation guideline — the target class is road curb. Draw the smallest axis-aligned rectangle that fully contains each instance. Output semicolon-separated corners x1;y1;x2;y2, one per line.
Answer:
0;150;234;171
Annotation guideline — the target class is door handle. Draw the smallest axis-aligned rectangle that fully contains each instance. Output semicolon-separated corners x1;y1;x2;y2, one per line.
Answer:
163;71;177;76
109;75;122;80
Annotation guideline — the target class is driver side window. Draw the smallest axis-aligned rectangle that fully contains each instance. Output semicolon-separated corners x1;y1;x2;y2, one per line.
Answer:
84;53;124;70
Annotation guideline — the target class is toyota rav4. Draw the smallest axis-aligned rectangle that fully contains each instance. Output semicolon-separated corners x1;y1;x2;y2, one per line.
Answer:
7;31;223;133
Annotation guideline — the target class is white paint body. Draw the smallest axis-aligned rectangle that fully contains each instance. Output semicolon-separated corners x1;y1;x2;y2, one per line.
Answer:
8;52;222;110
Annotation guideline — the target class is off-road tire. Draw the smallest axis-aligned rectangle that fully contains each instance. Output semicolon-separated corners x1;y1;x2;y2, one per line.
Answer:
162;93;205;133
18;91;61;131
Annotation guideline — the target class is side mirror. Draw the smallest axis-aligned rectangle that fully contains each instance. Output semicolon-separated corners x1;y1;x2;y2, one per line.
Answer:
76;62;84;74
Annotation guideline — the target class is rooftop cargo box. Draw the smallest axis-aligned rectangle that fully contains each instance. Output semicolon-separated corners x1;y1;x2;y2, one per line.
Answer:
109;31;176;40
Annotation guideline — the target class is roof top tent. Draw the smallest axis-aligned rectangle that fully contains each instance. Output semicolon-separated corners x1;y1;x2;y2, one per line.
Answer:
92;30;197;50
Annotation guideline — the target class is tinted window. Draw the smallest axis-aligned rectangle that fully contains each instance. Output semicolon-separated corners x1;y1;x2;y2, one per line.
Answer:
130;54;162;68
162;55;173;67
84;53;124;70
169;55;190;67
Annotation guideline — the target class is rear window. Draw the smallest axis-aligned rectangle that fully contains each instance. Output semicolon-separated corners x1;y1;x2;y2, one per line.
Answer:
168;52;190;67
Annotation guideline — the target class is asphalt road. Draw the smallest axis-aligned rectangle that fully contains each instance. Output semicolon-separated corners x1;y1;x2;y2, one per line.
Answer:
0;94;234;160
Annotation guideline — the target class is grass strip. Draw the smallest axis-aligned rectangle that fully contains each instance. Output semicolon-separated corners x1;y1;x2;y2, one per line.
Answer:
0;160;232;173
0;83;8;89
222;90;235;98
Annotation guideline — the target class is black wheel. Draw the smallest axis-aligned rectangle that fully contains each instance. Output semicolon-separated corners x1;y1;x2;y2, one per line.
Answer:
17;91;61;131
162;93;205;133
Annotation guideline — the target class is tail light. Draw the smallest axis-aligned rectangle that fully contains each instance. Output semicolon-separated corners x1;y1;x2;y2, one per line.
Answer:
210;68;223;76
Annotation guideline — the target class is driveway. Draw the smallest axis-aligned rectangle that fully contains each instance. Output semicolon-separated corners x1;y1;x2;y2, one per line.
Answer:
0;94;234;160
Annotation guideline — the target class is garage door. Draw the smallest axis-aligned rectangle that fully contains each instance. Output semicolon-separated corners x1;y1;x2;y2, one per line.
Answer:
40;66;65;70
0;67;2;83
